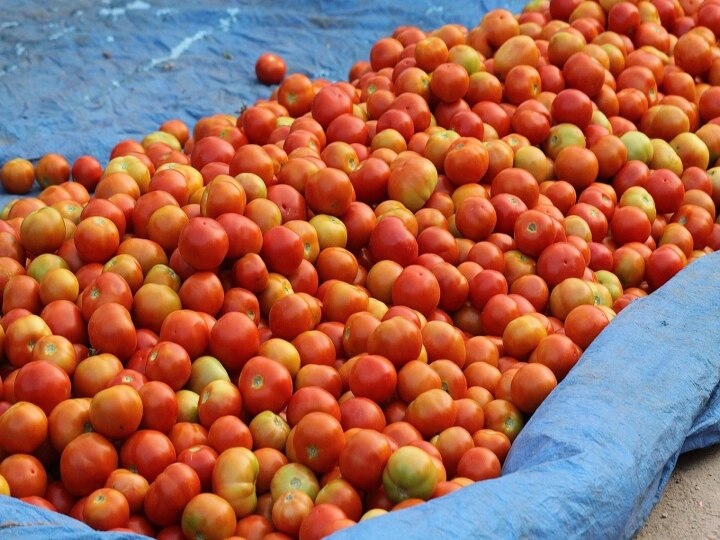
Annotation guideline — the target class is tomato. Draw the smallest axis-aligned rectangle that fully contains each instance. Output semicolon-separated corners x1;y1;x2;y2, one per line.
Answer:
145;462;202;527
189;378;239;428
382;446;438;503
79;271;132;322
366;315;423;369
60;432;118;496
167;420;207;452
207;415;252;454
69;354;120;399
89;384;143;439
405;388;458;438
177;216;229;271
20;206;66;255
155;311;208;363
13;359;71;414
284;387;339;432
513;209;557;258
74;216;120;265
0;401;48;454
1;158;36;194
120;429;177;482
564;304;615;350
105;469;149;514
316;478;363;522
6;314;52;368
182;492;238;540
45;397;91;454
309;85;353;130
337;396;385;432
88;302;137;362
83;487;130;531
212;447;259;518
346;354;396;405
456;446;502;481
177;444;218;491
483;399;524;441
646;244;688;291
292;411;345;474
0;453;47;498
510;362;559;414
268;463;320;508
268;489;313;537
235;355;292;416
206;311;259;372
136;341;188;394
41;480;75;515
529;334;582;381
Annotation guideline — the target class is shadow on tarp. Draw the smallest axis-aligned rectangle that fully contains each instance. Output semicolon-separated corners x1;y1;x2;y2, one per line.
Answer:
2;1;720;539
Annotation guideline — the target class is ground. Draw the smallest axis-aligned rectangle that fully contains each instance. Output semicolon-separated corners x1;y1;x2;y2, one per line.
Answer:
637;445;720;539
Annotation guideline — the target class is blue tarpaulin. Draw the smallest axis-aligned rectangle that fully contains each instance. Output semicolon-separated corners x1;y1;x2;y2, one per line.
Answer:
2;1;720;539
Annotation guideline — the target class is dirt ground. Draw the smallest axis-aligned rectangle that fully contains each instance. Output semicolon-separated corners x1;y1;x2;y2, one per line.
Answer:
636;444;720;539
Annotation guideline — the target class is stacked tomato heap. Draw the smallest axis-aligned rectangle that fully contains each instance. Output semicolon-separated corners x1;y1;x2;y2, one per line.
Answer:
2;0;720;538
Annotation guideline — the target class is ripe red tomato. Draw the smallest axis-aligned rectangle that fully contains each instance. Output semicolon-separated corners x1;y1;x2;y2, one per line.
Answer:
83;487;130;531
181;492;237;540
60;432;118;496
0;454;47;498
87;302;137;362
0;401;48;454
13;360;71;414
120;429;177;483
238;355;294;416
89;384;143;439
145;462;201;527
292;412;345;474
177;217;229;271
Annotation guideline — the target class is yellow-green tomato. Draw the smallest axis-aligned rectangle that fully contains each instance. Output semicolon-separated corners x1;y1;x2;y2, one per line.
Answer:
382;446;438;503
212;447;259;518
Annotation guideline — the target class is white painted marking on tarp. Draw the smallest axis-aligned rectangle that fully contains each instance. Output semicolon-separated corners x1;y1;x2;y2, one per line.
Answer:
220;7;240;31
49;26;76;41
100;1;150;18
147;30;210;68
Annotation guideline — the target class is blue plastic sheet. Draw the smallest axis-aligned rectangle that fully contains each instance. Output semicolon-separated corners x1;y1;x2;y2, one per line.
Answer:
2;1;720;539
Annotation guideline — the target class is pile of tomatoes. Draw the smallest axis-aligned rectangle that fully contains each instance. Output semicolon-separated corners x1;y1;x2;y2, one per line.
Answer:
1;0;720;538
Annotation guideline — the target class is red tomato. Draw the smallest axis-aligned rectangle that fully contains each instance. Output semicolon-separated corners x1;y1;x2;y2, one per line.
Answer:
120;429;177;482
89;384;143;439
145;341;192;392
83;487;130;531
0;454;47;498
60;432;118;496
177;217;229;271
105;469;149;514
209;312;260;372
405;388;458;438
13;360;71;414
145;462;201;527
0;401;48;454
87;302;137;362
293;412;345;474
182;492;237;540
238;355;294;416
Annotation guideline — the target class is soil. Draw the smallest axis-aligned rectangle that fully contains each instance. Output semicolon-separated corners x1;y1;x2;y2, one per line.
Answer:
636;445;720;539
